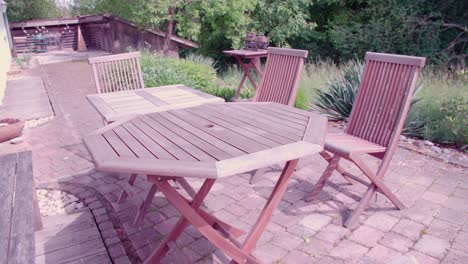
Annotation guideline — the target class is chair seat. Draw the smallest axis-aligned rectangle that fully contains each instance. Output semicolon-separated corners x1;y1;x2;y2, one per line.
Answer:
325;133;386;155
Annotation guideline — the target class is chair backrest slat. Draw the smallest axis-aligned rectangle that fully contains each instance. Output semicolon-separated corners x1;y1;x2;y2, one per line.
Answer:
253;47;308;106
346;52;425;148
88;52;145;93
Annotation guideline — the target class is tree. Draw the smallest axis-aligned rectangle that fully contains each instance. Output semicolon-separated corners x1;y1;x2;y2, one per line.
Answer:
6;0;60;22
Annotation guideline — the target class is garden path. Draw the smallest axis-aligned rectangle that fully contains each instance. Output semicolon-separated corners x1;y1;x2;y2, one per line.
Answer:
0;59;467;263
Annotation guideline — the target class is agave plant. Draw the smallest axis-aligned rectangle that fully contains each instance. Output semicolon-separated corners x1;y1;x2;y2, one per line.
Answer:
313;59;425;137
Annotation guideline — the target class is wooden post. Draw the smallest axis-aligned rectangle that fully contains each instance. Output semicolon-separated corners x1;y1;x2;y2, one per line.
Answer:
77;25;87;51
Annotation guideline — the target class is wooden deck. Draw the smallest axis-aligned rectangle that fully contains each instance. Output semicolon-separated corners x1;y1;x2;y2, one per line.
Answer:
35;209;111;264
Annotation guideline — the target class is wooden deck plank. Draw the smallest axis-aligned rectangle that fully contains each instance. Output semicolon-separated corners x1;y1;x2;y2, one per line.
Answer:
8;152;35;264
35;238;106;264
0;154;17;264
35;226;101;256
65;251;112;264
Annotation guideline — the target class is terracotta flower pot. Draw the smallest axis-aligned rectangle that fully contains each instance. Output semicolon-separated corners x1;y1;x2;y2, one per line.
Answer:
0;118;25;143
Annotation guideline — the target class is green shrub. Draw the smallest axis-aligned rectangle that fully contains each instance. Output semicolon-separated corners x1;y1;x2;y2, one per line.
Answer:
140;51;217;91
312;59;363;121
416;97;467;147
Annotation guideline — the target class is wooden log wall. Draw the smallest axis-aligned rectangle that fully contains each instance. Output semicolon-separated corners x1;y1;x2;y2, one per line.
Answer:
11;25;78;53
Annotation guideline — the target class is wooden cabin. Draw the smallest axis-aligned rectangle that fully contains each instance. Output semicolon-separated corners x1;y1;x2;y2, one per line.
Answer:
10;13;198;57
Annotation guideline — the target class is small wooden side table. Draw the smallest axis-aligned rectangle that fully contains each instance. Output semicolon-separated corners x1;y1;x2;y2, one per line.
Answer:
223;49;268;99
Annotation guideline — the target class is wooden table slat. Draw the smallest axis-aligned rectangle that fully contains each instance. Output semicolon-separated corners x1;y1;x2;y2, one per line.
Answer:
204;104;302;141
134;90;169;106
169;108;270;154
121;122;176;160
113;126;156;158
131;118;196;161
189;106;293;145
227;104;306;132
87;85;224;123
242;103;309;124
102;130;136;157
152;112;235;161
187;107;283;148
140;115;216;161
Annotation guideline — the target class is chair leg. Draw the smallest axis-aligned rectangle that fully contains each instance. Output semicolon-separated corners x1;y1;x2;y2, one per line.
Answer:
305;155;341;202
344;155;405;228
319;151;354;184
117;173;137;203
249;167;268;184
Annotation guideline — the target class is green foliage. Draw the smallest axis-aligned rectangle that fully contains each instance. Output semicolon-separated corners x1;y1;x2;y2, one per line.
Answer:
313;60;363;121
6;0;60;22
417;97;468;147
250;0;316;46
140;51;217;90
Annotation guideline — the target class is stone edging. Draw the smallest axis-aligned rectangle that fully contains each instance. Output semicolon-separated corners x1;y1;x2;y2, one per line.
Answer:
37;180;141;264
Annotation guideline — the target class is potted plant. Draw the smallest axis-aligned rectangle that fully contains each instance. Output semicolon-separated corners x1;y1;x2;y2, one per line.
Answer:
0;119;25;143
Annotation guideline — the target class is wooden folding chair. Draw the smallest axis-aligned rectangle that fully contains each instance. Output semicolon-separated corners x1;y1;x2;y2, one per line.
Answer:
248;47;308;184
88;51;145;94
89;52;194;224
305;52;426;227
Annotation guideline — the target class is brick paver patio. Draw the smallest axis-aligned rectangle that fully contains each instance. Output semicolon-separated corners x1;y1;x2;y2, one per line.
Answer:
1;59;467;263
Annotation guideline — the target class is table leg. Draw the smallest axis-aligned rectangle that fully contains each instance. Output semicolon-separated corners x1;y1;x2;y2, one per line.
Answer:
145;179;258;263
234;73;248;100
251;57;263;77
235;159;299;259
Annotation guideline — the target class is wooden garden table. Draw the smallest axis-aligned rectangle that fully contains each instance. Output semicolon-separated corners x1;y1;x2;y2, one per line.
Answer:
86;84;224;123
223;49;268;99
84;102;327;263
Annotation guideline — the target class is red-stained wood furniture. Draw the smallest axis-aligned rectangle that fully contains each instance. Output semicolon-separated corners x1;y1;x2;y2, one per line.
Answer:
88;51;145;94
305;52;426;228
223;49;268;99
84;102;327;263
248;47;308;183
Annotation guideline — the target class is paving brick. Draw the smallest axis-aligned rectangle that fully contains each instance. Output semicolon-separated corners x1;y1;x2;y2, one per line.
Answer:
359;244;402;263
299;213;333;231
379;233;414;253
271;231;304;251
405;250;440;264
445;197;468;212
188;239;217;257
364;213;399;232
253;243;288;263
281;249;316;264
300;237;334;257
429;183;456;196
421;191;449;205
451;231;468;252
414;234;450;259
329;239;369;263
436;208;468;225
315;224;350;245
392;219;425;240
426;219;461;241
349;225;384;247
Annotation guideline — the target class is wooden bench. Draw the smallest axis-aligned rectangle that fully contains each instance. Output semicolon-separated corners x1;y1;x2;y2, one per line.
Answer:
0;151;43;264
